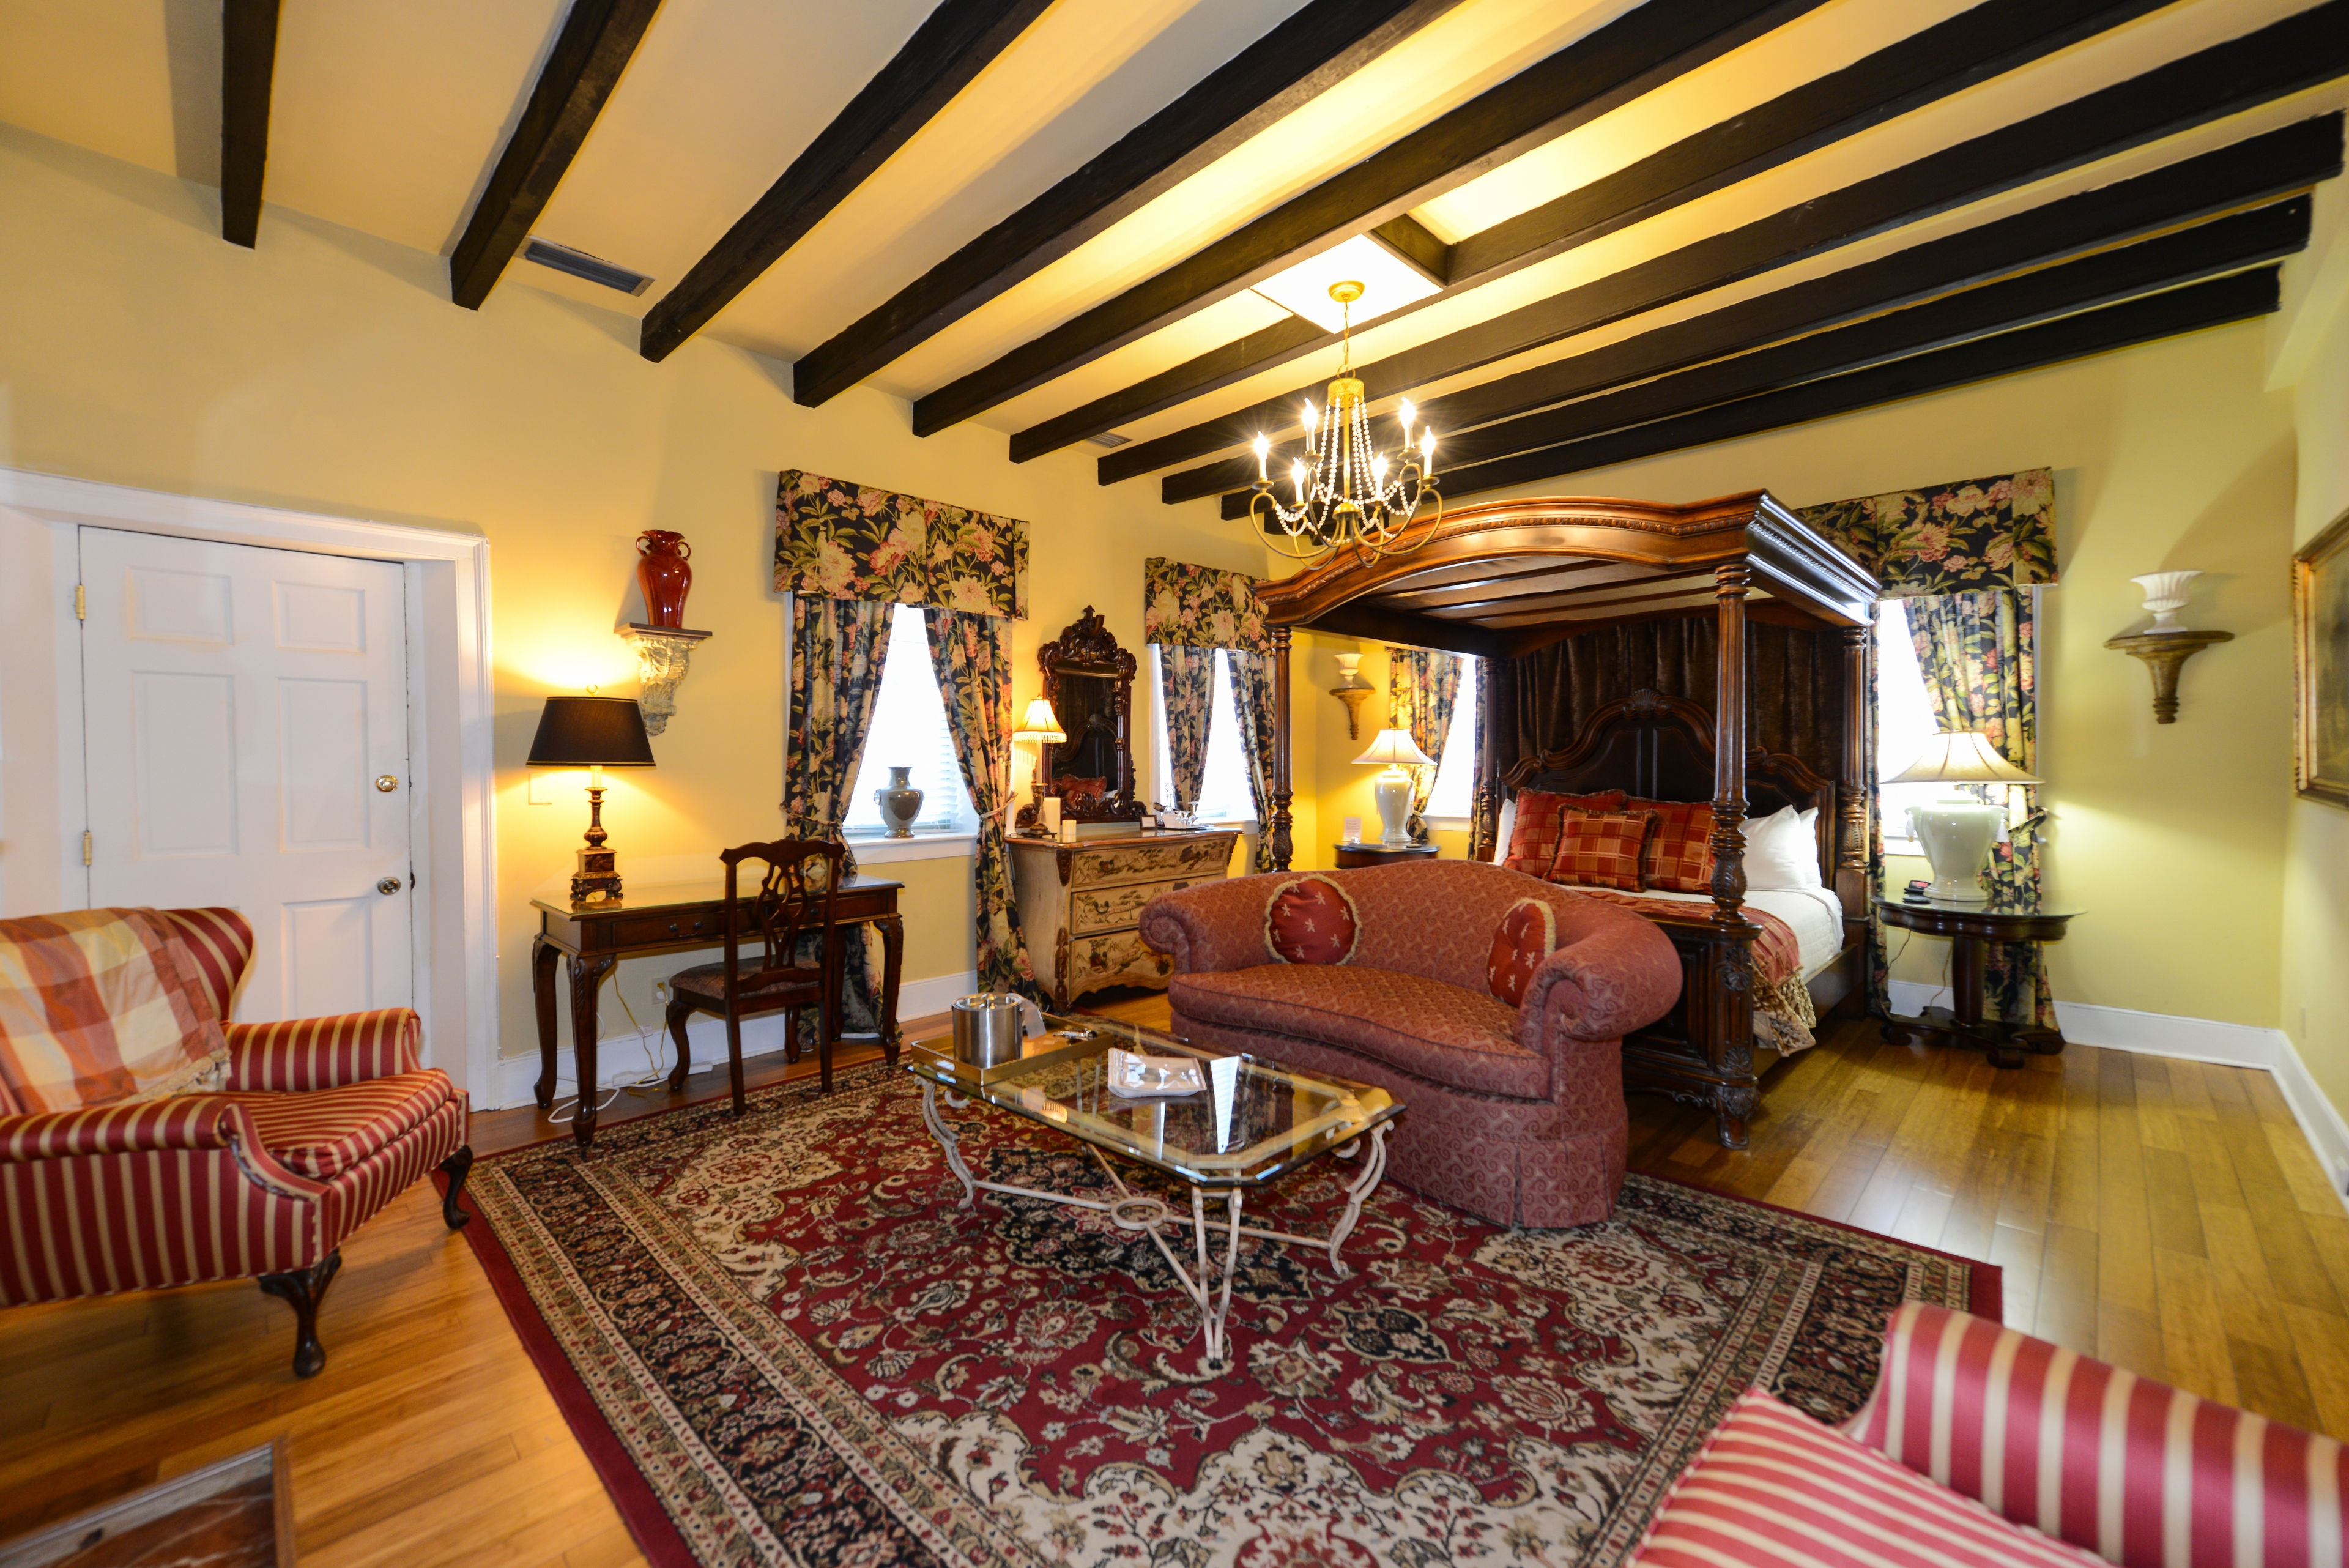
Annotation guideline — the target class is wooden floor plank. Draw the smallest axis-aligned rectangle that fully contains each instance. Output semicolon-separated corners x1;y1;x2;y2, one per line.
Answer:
6;1012;2345;1567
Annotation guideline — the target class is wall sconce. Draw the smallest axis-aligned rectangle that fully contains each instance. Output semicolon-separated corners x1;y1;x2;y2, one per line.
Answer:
1329;652;1373;740
2106;569;2230;724
620;623;712;735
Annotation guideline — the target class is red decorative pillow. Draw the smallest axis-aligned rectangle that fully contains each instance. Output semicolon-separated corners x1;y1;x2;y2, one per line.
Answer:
1502;788;1628;877
1551;811;1657;891
1263;875;1360;965
1486;897;1559;1008
1627;797;1714;893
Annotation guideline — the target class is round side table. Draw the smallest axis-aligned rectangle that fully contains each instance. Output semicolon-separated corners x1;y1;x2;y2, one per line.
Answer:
1332;842;1439;869
1874;894;2082;1068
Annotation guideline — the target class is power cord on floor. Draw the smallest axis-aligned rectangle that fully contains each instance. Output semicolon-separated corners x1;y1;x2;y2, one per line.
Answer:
546;980;674;1124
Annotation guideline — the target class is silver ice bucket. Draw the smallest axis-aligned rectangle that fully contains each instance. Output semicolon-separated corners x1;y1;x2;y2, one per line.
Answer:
950;992;1041;1068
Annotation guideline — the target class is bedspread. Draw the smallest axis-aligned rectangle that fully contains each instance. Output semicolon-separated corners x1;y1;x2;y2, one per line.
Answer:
1565;889;1817;1052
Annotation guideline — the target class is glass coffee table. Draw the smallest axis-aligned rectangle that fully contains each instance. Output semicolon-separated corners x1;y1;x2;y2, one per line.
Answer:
904;1012;1401;1366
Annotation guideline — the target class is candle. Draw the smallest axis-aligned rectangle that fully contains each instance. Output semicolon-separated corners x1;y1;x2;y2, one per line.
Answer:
1252;433;1269;481
1397;397;1414;437
1420;426;1436;475
1290;459;1305;506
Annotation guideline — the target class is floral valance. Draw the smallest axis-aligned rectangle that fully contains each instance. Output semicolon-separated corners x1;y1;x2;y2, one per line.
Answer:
1143;557;1269;652
1796;468;2055;598
774;469;1027;619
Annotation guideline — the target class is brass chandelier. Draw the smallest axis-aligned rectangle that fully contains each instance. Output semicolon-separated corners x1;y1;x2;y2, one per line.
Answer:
1247;280;1441;562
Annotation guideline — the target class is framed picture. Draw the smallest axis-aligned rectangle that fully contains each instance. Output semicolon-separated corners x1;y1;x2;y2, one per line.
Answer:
2295;506;2349;808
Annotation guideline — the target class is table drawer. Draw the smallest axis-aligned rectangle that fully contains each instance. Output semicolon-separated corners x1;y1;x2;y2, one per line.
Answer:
1067;928;1172;989
609;910;732;947
1068;836;1234;890
1070;877;1204;936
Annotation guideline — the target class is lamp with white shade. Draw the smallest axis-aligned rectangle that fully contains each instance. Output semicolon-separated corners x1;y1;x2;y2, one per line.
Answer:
1886;732;2038;902
1353;727;1435;847
1009;697;1067;833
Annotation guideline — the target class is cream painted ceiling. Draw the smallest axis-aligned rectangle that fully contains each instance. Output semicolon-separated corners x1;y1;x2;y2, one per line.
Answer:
1;0;2342;466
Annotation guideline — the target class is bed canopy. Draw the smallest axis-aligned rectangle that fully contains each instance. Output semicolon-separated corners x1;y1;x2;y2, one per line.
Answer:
1252;492;1880;1145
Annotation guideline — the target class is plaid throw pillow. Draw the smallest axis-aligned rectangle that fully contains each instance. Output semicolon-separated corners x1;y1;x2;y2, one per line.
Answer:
1628;797;1715;893
1263;875;1360;965
0;908;229;1115
1551;811;1657;891
1502;788;1628;878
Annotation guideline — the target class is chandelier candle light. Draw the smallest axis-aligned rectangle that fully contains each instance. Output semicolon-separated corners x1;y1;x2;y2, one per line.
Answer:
1354;727;1436;847
1250;281;1440;562
1887;732;2039;902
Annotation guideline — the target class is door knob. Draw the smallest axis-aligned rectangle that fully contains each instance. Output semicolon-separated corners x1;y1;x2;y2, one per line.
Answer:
376;775;399;792
377;877;403;896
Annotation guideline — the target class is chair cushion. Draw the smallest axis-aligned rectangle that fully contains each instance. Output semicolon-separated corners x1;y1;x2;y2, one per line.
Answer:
229;1071;457;1180
1167;965;1546;1100
1629;1388;2105;1568
1263;875;1359;965
1551;810;1657;892
669;960;825;1002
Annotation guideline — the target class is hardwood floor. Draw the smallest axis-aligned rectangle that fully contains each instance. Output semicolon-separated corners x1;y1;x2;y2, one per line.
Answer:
4;1010;2346;1566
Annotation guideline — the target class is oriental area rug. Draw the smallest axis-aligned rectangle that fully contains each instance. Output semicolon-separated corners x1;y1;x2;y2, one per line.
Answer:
455;1062;1995;1568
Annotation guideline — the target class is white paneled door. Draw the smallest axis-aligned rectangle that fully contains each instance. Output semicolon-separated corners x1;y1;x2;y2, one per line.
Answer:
80;528;414;1022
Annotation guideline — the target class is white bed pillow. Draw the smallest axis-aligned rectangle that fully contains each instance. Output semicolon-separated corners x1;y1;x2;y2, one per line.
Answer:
1742;804;1824;891
1492;797;1517;863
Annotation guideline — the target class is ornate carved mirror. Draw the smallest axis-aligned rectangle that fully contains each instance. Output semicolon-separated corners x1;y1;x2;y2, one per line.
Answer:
1034;606;1141;822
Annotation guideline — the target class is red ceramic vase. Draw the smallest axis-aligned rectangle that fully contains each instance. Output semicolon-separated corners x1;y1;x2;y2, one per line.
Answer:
636;530;692;628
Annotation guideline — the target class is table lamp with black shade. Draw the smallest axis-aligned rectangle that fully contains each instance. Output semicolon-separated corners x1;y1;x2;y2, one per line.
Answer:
527;695;656;905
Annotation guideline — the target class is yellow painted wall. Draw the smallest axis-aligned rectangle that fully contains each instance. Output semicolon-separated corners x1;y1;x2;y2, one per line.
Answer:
2282;291;2349;1113
0;125;1263;1074
1282;318;2298;1033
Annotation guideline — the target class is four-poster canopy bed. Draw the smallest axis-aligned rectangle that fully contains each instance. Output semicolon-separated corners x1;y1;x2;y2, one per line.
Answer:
1252;492;1880;1147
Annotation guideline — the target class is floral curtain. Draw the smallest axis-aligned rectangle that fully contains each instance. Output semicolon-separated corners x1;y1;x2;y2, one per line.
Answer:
1226;650;1279;872
776;470;1028;619
1468;660;1499;860
922;608;1037;998
1908;589;2052;1028
1387;647;1462;844
1797;469;2056;597
1861;609;1891;1017
782;596;892;876
1157;645;1215;810
1144;558;1269;652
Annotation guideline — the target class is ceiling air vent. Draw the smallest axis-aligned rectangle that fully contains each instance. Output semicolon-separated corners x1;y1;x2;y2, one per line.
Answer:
522;238;654;297
1088;432;1131;448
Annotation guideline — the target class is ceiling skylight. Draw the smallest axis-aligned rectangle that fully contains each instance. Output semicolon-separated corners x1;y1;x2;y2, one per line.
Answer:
1250;233;1442;332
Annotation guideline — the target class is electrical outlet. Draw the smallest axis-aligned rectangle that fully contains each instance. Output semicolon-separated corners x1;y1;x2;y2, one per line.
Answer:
652;979;670;1005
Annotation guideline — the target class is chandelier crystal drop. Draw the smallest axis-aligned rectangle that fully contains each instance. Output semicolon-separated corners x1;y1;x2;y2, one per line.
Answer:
1248;280;1441;563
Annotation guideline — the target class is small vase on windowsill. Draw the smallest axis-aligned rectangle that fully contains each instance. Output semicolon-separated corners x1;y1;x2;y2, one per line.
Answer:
875;767;924;838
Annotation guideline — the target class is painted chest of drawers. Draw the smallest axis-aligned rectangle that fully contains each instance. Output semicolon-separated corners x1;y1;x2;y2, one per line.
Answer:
1009;830;1241;1009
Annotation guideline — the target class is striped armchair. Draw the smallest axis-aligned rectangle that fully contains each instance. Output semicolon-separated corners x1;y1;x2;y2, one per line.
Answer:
0;908;472;1377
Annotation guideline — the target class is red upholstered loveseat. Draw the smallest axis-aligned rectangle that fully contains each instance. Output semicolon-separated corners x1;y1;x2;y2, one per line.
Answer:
1137;860;1681;1228
0;908;472;1377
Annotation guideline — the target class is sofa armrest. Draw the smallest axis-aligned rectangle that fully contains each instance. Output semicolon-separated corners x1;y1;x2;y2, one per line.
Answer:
1846;1302;2347;1568
1;1098;242;1160
1520;903;1682;1044
1139;876;1276;975
226;1009;423;1091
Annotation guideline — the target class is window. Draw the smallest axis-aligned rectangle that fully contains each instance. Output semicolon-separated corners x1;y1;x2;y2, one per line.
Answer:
1424;657;1479;821
1876;600;1944;851
841;604;974;836
1148;646;1258;822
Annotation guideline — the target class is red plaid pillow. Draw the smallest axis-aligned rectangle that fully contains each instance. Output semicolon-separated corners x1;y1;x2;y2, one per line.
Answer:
1551;811;1657;891
1263;875;1360;965
1627;797;1715;893
1502;788;1627;877
1485;897;1559;1008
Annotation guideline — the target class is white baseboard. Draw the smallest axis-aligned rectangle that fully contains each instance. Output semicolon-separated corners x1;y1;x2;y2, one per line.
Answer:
1884;982;2349;1205
493;969;975;1108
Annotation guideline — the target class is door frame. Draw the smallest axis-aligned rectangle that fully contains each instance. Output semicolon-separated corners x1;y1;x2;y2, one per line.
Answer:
0;467;498;1104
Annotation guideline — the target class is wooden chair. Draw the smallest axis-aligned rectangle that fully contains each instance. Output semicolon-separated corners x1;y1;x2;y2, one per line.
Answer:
664;839;847;1105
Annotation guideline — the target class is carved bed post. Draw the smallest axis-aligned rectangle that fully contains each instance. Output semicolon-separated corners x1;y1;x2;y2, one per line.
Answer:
1839;621;1872;873
1270;623;1294;871
1708;560;1757;1149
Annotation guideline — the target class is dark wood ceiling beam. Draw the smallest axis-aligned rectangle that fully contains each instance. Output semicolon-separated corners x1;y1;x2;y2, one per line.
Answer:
919;0;1829;439
1215;197;2312;518
450;0;664;310
1370;214;1451;284
1474;581;1726;628
1376;558;1627;609
789;0;1468;408
1118;1;2349;488
1176;116;2340;503
638;0;1053;361
1019;0;2175;460
219;0;281;247
1423;267;2283;503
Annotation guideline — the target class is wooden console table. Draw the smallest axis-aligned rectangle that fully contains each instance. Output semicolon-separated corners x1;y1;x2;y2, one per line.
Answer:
1332;841;1439;868
1875;893;2082;1068
531;871;904;1144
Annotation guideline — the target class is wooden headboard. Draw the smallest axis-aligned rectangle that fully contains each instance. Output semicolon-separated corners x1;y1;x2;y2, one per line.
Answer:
1498;688;1839;885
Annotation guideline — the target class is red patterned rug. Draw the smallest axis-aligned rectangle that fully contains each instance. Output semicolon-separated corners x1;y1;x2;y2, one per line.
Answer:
453;1061;1995;1568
